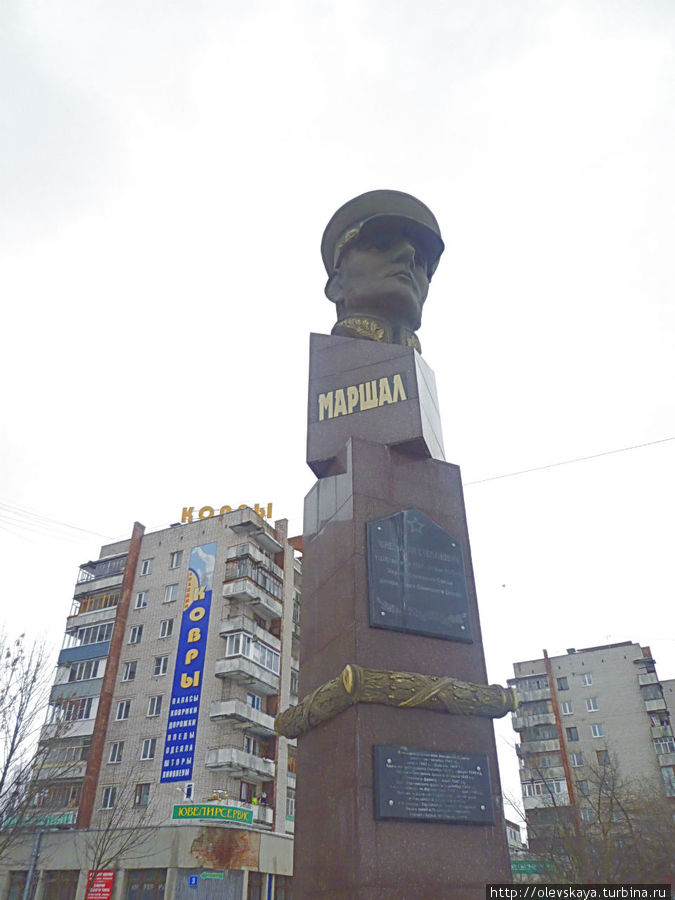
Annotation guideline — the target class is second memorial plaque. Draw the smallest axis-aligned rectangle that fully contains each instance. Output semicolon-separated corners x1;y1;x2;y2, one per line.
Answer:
367;508;472;642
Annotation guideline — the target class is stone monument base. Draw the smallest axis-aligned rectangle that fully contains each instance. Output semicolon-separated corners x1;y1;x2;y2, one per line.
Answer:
293;436;511;899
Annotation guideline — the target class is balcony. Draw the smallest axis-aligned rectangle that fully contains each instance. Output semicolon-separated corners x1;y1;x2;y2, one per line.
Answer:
223;580;282;621
226;543;283;580
651;725;673;739
73;571;125;598
638;672;659;686
205;747;275;781
50;679;104;702
657;751;675;767
515;688;551;704
66;605;118;633
58;642;110;666
520;765;565;781
210;700;276;738
229;514;283;555
524;792;569;811
512;712;556;732
35;760;88;781
252;804;274;827
219;616;280;652
645;697;667;712
41;718;96;740
215;657;279;695
517;739;560;755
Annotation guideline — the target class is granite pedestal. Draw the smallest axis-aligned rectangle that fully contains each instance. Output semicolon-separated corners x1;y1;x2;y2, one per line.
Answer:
292;335;511;899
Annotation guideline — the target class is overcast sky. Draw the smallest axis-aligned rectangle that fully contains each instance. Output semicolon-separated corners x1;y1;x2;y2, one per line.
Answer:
2;0;674;823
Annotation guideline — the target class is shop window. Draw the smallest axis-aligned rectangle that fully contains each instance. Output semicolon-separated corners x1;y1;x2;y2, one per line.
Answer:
42;871;79;900
125;869;166;900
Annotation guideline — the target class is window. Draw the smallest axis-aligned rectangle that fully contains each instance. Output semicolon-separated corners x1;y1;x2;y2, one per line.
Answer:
185;783;194;801
224;632;280;674
7;871;29;900
79;590;120;614
108;742;124;764
240;781;255;803
661;766;675;791
247;692;262;711
244;735;260;756
522;779;566;797
654;737;675;755
539;756;554;768
290;670;299;696
164;583;179;604
591;723;605;738
122;661;137;682
63;697;94;722
556;676;569;691
154;656;168;677
561;701;573;715
141;738;157;760
521;700;551;716
134;783;151;807
577;780;589;796
116;700;131;721
581;672;593;686
566;726;579;742
286;787;295;820
523;724;557;742
159;619;174;639
586;697;599;712
126;870;166;897
650;712;670;727
522;676;548;691
68;659;103;682
596;749;610;765
147;695;163;717
43;871;79;899
46;741;90;767
76;622;113;646
129;625;143;644
580;807;596;823
101;786;116;809
169;550;183;569
140;558;153;576
135;591;148;609
570;752;584;767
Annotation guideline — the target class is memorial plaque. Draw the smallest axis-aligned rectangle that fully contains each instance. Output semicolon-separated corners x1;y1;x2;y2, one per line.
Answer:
373;745;494;825
367;508;472;642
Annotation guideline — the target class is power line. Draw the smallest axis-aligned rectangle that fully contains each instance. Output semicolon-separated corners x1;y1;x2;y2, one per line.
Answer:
0;501;113;540
464;436;675;486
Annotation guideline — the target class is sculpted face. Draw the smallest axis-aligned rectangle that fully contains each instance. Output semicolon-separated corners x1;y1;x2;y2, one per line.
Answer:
326;223;431;331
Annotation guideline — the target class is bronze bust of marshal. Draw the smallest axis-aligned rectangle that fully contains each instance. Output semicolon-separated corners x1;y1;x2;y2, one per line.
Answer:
321;189;444;353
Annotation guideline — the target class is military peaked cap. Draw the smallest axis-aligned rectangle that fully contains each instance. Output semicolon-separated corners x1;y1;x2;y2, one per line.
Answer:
321;189;444;279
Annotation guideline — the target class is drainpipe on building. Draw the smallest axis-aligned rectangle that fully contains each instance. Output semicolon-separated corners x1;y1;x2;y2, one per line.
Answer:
22;829;42;900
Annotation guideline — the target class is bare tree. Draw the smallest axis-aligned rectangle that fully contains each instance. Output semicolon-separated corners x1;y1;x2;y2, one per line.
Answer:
78;767;163;899
521;754;675;884
0;633;63;862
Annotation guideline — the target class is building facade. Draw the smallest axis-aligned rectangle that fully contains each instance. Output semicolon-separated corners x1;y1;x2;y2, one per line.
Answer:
7;507;300;900
509;641;675;854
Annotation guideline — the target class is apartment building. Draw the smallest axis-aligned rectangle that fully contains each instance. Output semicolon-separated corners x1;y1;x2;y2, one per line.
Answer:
509;641;675;853
7;506;300;900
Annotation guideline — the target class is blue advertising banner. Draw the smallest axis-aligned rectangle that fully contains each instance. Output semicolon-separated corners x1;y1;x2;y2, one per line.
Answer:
160;542;217;783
